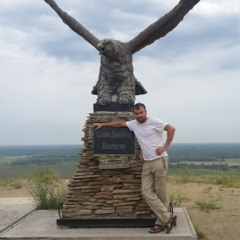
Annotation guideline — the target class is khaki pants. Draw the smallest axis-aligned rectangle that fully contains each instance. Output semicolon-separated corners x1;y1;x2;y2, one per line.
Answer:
142;156;170;225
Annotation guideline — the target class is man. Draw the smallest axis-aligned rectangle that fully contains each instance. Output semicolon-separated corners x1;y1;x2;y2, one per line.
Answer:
93;103;177;234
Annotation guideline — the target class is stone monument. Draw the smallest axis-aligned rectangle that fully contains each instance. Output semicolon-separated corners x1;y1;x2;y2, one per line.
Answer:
43;0;200;227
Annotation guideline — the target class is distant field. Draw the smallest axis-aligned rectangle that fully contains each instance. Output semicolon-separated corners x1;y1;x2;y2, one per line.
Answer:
0;162;78;179
225;159;240;165
178;159;240;166
0;143;239;179
0;157;26;164
1;161;239;180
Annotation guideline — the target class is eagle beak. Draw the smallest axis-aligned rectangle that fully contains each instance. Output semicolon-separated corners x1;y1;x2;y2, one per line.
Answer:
98;47;105;55
97;42;105;55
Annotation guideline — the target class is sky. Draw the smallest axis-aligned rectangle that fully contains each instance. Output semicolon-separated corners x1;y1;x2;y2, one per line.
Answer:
0;0;239;145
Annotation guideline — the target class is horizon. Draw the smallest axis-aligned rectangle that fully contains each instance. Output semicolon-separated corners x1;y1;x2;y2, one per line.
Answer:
1;142;240;147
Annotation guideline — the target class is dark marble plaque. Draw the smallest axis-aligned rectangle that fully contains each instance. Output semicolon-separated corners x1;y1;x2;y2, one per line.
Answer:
93;127;135;154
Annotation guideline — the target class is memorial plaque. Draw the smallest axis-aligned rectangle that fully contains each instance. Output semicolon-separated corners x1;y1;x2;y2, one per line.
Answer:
93;127;135;154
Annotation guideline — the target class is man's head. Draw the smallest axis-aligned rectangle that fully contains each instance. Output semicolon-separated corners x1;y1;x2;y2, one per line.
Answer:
133;103;147;124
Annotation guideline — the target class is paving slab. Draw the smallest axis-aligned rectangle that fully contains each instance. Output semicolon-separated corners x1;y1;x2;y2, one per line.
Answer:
0;207;197;240
0;198;36;234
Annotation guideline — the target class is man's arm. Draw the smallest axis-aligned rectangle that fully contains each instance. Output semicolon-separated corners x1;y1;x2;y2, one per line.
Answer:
156;124;176;155
93;121;127;130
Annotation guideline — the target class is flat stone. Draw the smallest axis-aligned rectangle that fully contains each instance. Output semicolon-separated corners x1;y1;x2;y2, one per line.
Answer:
99;163;130;169
113;194;139;199
116;207;133;214
63;210;92;217
78;210;92;215
95;209;115;214
113;189;140;194
113;202;138;207
0;198;36;234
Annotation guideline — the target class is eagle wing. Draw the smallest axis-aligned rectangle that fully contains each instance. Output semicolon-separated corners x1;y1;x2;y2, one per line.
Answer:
126;0;201;54
44;0;100;50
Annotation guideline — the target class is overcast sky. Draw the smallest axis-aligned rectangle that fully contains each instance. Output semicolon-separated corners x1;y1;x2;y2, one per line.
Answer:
0;0;239;145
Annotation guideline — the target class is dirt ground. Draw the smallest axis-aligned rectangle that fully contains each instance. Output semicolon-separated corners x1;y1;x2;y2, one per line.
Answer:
167;177;240;240
0;177;239;240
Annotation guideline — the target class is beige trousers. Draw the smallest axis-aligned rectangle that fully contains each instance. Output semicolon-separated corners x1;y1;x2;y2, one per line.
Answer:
142;156;170;225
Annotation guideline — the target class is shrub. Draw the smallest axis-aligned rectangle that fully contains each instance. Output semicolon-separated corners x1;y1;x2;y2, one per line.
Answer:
33;167;59;184
28;168;67;209
10;179;23;189
178;167;192;183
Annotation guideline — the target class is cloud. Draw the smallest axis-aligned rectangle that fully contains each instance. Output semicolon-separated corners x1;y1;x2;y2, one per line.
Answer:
0;0;239;145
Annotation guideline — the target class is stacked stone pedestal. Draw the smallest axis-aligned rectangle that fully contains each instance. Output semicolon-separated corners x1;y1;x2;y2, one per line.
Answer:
61;111;154;220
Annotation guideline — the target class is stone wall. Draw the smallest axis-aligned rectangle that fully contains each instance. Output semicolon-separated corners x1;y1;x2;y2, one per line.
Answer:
61;112;154;219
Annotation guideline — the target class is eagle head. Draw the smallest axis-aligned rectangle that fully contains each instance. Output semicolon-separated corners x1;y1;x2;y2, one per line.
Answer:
97;39;127;61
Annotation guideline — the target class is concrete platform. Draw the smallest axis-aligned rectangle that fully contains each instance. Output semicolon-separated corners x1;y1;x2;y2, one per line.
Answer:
0;198;36;234
0;199;197;240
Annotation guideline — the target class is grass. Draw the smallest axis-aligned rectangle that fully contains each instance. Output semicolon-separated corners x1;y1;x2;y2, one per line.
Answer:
33;168;59;184
211;171;240;188
188;211;207;239
168;169;240;187
194;224;207;239
169;192;188;207
203;186;212;193
177;167;192;183
0;178;24;189
195;200;221;212
0;157;19;164
0;162;77;180
28;168;67;209
9;178;23;189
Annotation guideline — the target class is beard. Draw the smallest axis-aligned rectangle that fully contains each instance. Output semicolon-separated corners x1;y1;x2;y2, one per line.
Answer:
136;116;147;124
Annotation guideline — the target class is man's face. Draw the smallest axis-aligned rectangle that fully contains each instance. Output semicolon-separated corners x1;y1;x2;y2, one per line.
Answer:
133;106;147;124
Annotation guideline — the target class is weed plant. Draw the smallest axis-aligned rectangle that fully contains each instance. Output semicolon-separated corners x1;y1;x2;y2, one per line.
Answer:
203;186;212;193
0;178;23;189
169;169;240;187
194;224;207;239
34;168;59;184
211;171;240;188
195;200;221;212
188;212;207;239
169;192;188;207
28;168;67;209
178;167;192;183
10;178;23;189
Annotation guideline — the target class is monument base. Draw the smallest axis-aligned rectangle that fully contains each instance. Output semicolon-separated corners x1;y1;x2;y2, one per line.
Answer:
61;111;149;220
56;218;156;228
94;102;133;112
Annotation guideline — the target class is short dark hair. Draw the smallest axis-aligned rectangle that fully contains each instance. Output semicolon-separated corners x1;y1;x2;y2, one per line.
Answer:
133;103;146;111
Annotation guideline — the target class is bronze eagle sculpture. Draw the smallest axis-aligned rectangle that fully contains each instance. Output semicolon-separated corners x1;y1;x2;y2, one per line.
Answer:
44;0;200;105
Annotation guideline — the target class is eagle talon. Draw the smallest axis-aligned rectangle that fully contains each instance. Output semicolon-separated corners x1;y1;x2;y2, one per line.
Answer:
98;95;111;105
